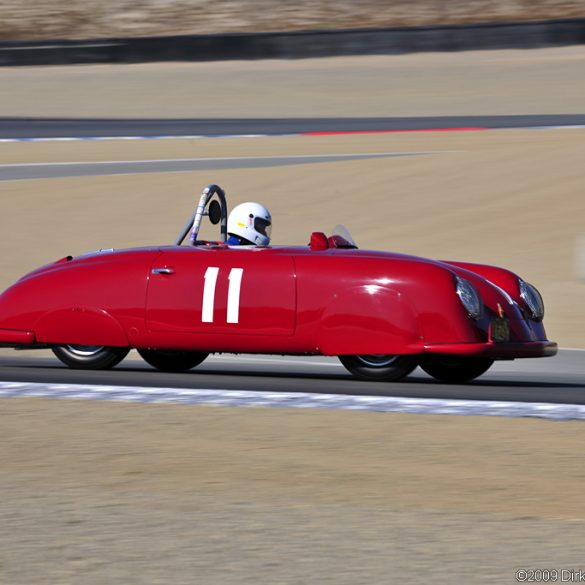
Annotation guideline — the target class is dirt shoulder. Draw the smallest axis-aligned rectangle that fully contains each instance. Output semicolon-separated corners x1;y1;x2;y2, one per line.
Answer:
3;48;585;118
4;399;583;518
0;398;584;584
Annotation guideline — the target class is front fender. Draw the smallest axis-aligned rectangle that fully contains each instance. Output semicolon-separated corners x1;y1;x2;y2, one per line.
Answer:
317;286;421;355
34;307;129;347
444;261;520;298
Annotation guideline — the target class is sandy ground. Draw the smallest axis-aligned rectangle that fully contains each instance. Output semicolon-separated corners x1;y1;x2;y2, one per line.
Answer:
3;48;585;118
1;50;585;583
1;399;585;584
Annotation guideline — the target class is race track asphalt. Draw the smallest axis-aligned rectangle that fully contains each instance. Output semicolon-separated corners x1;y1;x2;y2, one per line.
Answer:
2;114;585;139
0;151;434;181
0;350;583;405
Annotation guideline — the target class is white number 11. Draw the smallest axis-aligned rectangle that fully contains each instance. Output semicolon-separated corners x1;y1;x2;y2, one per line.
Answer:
202;267;244;324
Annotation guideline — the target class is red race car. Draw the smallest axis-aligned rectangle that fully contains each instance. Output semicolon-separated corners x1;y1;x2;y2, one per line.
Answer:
0;184;557;383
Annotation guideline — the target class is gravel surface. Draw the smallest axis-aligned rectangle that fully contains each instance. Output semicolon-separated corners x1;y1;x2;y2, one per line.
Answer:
1;399;585;584
1;0;584;41
2;490;585;584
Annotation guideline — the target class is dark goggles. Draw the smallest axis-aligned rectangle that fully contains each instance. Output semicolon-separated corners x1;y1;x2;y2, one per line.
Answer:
254;217;272;237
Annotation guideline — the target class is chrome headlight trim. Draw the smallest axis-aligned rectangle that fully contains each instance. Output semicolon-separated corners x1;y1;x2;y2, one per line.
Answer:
519;280;545;320
455;276;482;320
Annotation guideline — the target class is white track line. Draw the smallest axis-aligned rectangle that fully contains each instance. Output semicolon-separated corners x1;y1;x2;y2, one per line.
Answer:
557;347;585;352
0;134;273;143
1;381;584;420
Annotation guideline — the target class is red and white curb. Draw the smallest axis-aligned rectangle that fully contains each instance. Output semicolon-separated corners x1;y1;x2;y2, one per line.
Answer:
0;381;584;420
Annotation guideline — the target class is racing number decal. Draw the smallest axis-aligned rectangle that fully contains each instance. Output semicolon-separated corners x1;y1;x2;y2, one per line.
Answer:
202;267;244;324
202;267;219;323
227;268;244;323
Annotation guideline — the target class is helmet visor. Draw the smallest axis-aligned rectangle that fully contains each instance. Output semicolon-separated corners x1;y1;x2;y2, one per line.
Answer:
254;217;272;239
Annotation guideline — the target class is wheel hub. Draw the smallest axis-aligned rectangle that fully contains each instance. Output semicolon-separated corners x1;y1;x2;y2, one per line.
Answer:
64;344;104;357
355;354;399;367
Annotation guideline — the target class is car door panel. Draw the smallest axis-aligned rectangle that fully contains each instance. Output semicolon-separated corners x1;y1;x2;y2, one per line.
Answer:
146;248;296;336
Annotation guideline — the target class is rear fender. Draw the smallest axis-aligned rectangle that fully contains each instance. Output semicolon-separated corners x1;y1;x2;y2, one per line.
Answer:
317;286;420;355
34;307;129;347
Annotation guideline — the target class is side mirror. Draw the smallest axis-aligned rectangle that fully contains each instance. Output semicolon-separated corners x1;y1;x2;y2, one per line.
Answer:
208;200;222;225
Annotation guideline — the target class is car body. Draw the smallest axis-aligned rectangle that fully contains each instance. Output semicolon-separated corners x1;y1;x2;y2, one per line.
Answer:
0;185;557;382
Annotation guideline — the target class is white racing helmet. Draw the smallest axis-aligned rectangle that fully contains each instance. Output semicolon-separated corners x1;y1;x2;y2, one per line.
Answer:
227;202;272;245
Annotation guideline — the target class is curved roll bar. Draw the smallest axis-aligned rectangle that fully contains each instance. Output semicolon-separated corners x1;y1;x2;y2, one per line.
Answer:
174;184;228;246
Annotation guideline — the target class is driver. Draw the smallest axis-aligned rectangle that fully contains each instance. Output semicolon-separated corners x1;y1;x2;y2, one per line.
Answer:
226;202;272;246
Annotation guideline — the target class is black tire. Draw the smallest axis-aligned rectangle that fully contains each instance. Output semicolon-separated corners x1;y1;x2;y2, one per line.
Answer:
52;345;129;370
420;356;494;383
137;349;209;372
338;354;418;382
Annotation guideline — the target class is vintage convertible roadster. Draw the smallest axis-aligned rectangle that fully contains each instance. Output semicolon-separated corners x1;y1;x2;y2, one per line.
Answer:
0;184;557;382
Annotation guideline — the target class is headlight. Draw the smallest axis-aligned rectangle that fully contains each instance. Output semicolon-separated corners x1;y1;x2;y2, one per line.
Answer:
455;276;482;320
519;280;545;320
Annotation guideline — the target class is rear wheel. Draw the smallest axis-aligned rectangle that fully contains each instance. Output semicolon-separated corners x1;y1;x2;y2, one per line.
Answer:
420;356;494;383
52;345;129;370
338;354;418;382
137;349;209;372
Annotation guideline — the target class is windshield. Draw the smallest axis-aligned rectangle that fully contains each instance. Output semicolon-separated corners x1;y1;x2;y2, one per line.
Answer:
332;224;358;248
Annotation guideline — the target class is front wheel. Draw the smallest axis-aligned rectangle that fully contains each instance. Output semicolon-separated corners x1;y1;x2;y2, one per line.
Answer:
338;354;418;382
52;345;130;370
137;349;209;372
420;356;494;383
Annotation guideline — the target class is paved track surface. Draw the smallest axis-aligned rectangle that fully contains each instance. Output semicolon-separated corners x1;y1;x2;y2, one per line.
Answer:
1;350;582;405
0;151;433;181
2;114;585;139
